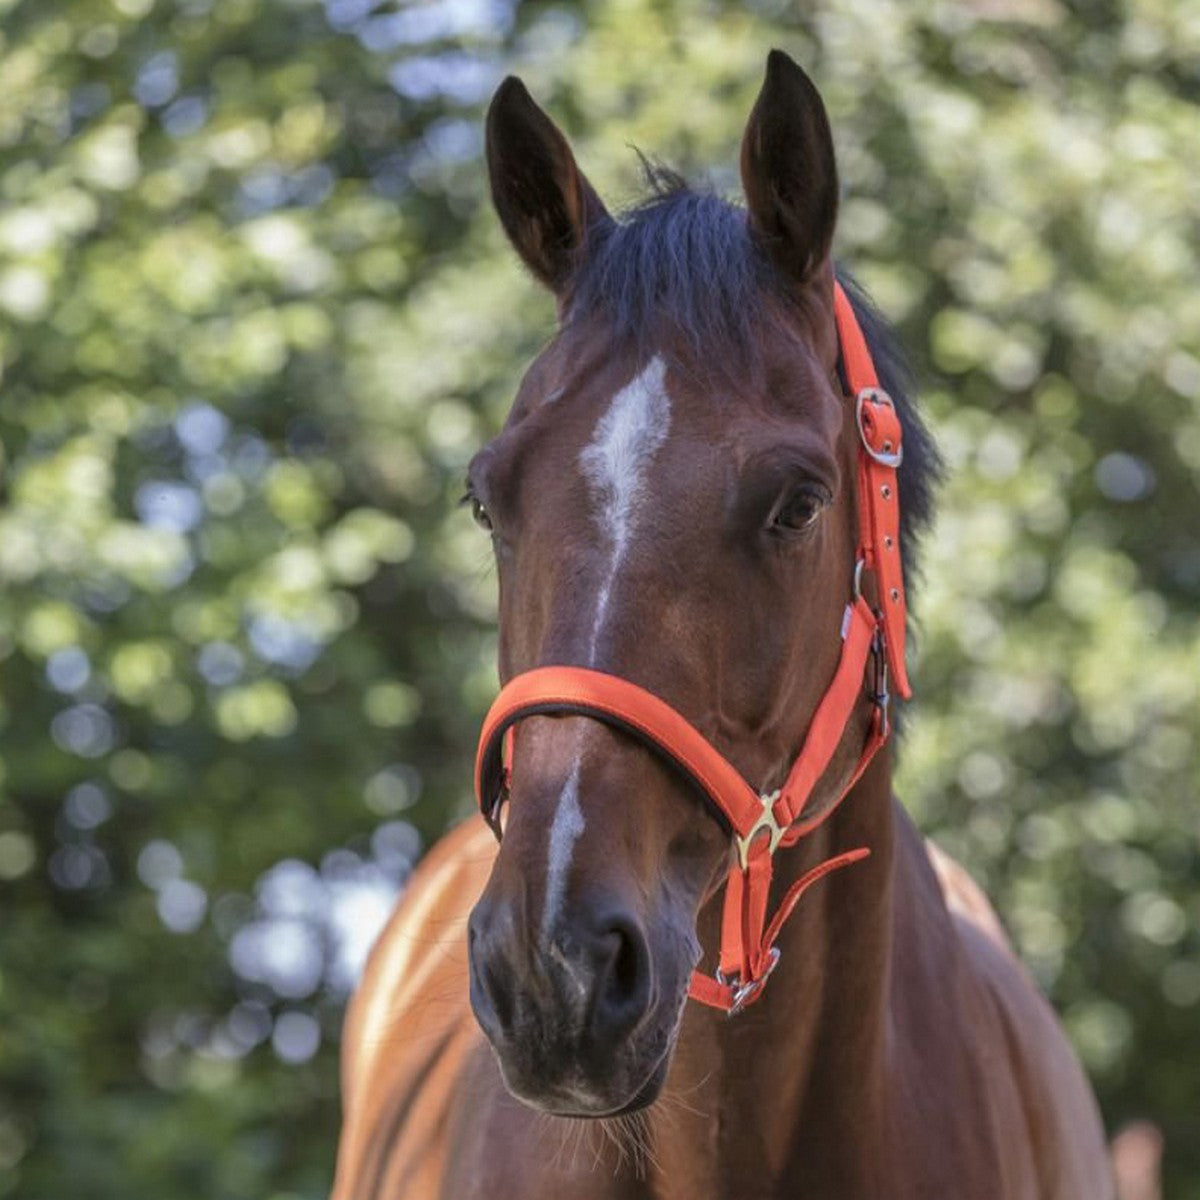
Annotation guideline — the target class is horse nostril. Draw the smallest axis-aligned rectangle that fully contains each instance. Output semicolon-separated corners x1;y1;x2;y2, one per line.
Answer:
590;915;652;1040
614;928;639;997
468;903;514;1038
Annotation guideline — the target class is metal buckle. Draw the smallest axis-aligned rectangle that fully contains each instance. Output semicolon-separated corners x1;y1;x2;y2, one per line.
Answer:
717;947;782;1016
484;779;510;842
734;789;786;870
870;631;891;739
855;387;903;468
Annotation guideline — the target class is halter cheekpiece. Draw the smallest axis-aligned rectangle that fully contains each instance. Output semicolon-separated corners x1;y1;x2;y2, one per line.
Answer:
474;281;910;1014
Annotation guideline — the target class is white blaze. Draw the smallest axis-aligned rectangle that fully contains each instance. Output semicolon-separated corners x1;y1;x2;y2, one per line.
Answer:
579;355;672;663
541;759;585;944
540;356;673;940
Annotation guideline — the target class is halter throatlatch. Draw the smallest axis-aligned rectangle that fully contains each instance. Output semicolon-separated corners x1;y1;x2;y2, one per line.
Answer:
474;281;910;1014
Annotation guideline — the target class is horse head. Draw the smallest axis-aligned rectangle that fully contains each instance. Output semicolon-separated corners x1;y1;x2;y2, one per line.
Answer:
466;51;895;1117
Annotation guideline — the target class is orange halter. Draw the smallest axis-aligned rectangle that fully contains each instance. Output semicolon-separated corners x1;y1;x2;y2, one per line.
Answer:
475;282;910;1014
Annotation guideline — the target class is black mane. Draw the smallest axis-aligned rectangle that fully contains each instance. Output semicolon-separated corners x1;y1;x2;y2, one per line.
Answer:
567;166;791;375
565;170;941;598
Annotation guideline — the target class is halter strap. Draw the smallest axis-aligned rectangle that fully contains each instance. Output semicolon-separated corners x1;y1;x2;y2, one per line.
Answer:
836;284;910;698
474;280;909;1014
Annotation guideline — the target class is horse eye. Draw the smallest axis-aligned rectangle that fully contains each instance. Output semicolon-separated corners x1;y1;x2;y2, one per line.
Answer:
769;488;828;534
470;497;494;533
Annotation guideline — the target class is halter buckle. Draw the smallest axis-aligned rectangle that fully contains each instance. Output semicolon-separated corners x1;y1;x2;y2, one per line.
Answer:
717;946;782;1016
856;387;904;468
734;789;786;870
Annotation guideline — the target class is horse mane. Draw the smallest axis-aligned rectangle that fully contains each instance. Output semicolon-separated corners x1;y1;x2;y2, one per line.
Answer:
564;165;941;600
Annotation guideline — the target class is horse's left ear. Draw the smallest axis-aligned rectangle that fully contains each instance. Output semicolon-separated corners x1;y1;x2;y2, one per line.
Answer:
740;50;839;285
486;76;611;296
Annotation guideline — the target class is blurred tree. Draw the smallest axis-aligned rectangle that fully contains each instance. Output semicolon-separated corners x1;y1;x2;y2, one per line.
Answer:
0;0;1196;1197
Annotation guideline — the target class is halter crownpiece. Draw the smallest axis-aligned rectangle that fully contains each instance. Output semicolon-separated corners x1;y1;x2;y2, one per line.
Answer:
474;281;909;1014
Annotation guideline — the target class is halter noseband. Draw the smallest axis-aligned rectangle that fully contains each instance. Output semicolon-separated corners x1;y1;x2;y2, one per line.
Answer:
474;281;910;1014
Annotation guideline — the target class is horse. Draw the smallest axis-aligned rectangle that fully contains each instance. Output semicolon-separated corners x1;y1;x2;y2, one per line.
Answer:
332;50;1114;1200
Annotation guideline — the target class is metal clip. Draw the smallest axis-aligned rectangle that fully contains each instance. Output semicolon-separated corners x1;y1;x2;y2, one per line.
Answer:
717;947;782;1016
734;789;787;870
484;779;510;843
870;631;891;739
853;557;866;600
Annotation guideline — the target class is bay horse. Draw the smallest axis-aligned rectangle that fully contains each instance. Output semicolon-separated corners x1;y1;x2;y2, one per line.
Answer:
333;51;1113;1200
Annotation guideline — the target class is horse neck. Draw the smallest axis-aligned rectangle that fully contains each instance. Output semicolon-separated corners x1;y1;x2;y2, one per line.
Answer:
648;751;898;1196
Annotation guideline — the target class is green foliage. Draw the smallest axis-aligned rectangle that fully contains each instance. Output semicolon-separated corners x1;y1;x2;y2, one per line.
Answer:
0;0;1196;1196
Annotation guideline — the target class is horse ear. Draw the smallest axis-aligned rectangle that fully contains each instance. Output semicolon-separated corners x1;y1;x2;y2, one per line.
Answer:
486;77;610;295
740;50;839;285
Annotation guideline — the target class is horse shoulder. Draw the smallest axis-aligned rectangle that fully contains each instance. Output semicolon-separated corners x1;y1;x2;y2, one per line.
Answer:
332;816;495;1200
921;836;1115;1200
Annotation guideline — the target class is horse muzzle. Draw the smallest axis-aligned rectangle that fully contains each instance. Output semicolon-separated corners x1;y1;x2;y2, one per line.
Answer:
467;890;679;1115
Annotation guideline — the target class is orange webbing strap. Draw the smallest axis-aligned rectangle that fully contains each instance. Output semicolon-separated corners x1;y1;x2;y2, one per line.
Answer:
833;278;878;399
709;596;879;993
689;844;871;1012
777;595;876;835
833;281;911;698
475;666;766;836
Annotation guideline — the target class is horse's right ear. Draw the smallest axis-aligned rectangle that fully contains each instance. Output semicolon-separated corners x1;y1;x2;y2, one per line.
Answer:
486;77;610;296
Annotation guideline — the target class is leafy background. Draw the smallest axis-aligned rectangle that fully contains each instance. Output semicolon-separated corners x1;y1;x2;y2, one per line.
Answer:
0;0;1197;1196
